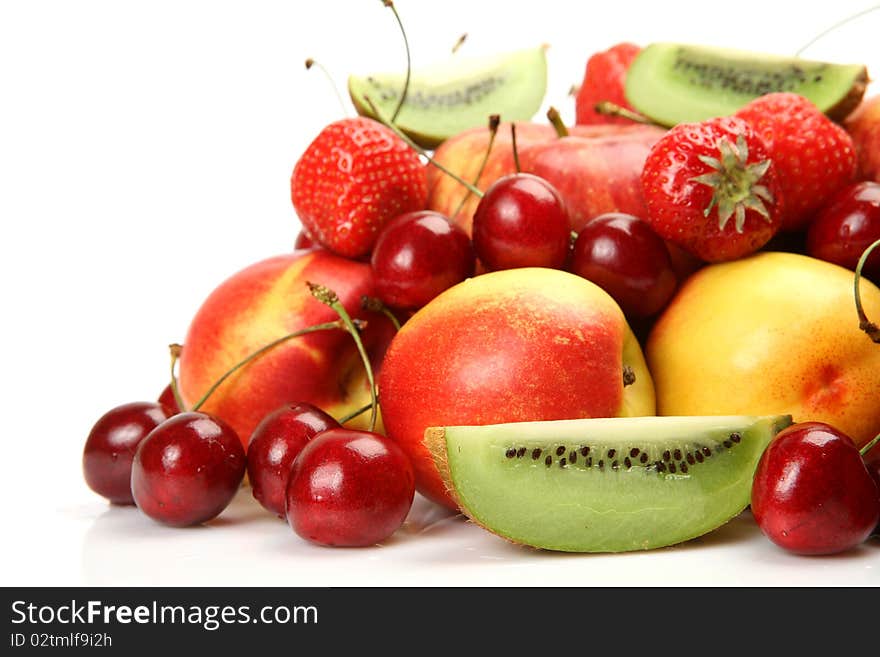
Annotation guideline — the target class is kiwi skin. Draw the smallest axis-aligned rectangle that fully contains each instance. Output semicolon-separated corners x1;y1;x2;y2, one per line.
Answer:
624;43;869;126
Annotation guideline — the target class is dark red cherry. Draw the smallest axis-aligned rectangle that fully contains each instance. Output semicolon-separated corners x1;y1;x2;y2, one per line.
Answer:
83;402;171;505
751;422;880;555
570;213;677;318
157;384;182;416
294;228;316;250
371;210;475;309
472;173;571;271
863;440;880;536
131;411;245;527
285;428;415;547
247;402;340;517
806;181;880;281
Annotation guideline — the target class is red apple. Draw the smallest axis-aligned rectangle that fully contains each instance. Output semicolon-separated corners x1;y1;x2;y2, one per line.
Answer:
846;95;880;182
518;127;665;232
178;250;395;448
377;267;656;509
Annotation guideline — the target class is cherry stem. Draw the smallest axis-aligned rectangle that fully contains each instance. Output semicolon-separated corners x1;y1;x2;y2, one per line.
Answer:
189;320;352;412
451;32;467;54
794;6;880;57
546;106;569;138
452;114;500;217
594;101;658;126
860;433;880;458
511;123;522;173
361;295;402;331
308;282;378;433
381;0;410;122
168;343;187;412
854;237;880;343
362;94;485;198
337;402;373;425
305;58;349;117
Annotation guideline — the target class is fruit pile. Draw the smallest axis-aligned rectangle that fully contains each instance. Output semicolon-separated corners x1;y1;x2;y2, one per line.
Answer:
83;7;880;556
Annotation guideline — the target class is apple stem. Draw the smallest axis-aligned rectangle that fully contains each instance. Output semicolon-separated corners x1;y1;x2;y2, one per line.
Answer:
854;238;880;344
451;32;467;54
546;106;569;138
361;295;402;331
308;282;379;433
168;343;188;412
381;0;410;122
452;114;500;218
304;58;350;117
594;101;658;126
794;5;879;56
860;433;880;457
362;94;485;198
337;402;374;425
189;319;353;412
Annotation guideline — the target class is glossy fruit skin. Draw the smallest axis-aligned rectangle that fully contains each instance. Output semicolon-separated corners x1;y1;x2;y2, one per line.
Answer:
863;442;880;535
647;252;880;448
157;384;181;416
641;116;782;262
178;250;396;447
575;42;642;126
285;428;415;547
570;213;677;319
131;412;246;527
246;402;339;518
751;422;880;555
378;268;655;509
290;117;428;258
371;210;475;309
472;173;571;270
83;402;171;505
736;93;857;231
806;181;880;281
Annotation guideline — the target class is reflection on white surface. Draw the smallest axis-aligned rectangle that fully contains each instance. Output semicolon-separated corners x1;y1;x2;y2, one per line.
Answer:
72;488;880;587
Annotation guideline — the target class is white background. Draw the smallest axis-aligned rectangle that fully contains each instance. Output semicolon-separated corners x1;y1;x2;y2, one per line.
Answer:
2;0;878;586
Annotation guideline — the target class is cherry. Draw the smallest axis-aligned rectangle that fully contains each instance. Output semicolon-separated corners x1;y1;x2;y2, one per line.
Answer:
83;402;171;505
285;428;415;547
371;210;475;309
131;411;246;527
751;422;880;555
472;173;571;271
157;384;181;416
570;213;678;319
294;229;315;250
246;402;340;517
806;181;880;282
863;440;880;536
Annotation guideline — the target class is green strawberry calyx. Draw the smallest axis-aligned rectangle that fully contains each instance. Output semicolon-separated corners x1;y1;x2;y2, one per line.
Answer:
691;135;775;233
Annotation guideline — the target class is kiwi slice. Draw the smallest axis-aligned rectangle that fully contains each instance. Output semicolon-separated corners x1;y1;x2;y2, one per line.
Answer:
426;414;792;552
624;43;868;126
348;46;547;148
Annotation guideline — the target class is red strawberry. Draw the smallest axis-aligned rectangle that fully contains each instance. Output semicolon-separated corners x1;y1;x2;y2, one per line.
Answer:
575;43;641;126
641;116;783;262
735;92;857;231
291;117;428;258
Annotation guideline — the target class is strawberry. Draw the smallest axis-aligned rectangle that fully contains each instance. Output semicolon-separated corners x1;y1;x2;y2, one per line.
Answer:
575;42;641;126
291;117;428;258
640;116;782;262
735;92;857;231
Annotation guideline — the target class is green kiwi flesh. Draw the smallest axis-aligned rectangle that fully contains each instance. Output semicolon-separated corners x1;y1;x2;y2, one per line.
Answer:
348;46;547;148
624;43;868;126
426;414;792;552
